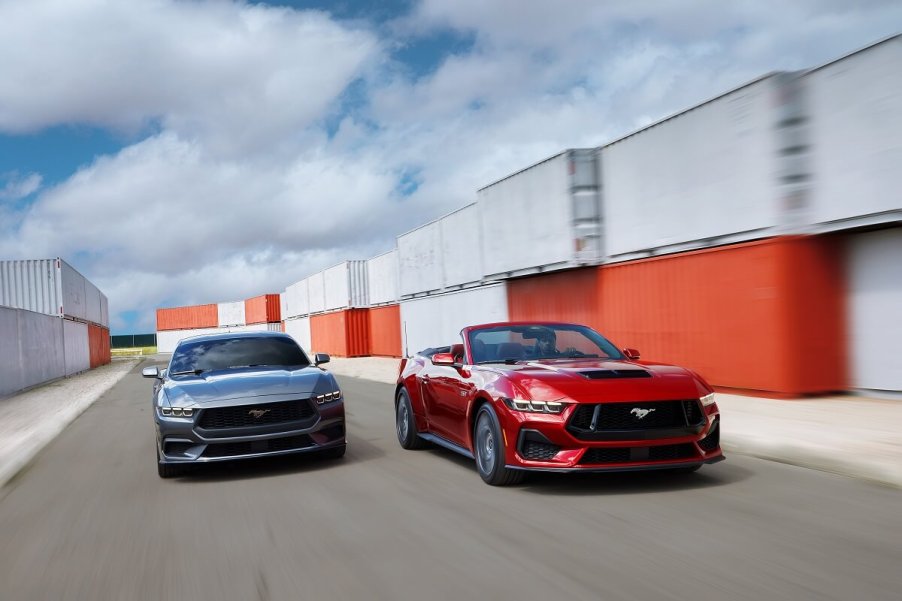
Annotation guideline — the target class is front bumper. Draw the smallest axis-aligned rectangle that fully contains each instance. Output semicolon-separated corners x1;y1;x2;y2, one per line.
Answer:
500;401;724;472
155;399;345;464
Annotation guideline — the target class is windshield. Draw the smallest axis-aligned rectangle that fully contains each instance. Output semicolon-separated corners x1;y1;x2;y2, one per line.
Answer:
468;324;624;363
169;336;310;374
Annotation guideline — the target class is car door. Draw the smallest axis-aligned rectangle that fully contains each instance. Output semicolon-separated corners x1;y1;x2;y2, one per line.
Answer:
423;343;478;447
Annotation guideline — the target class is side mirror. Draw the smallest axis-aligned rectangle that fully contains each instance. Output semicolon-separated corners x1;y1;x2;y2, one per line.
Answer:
432;352;455;366
314;353;330;366
142;366;161;379
623;348;641;361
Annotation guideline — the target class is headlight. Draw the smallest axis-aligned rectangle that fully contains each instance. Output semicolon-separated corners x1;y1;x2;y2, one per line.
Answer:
160;407;194;417
700;393;716;407
315;390;342;404
502;397;565;414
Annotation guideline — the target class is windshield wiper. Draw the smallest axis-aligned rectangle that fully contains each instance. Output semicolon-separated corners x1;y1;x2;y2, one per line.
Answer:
169;369;206;376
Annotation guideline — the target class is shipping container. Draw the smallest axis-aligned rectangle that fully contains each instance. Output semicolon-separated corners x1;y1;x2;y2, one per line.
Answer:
369;304;402;357
805;35;902;230
283;316;312;355
310;309;370;357
596;237;846;396
156;323;278;353
0;258;109;327
323;261;369;311
88;323;111;368
63;319;90;376
399;283;508;356
14;308;66;392
600;75;798;260
847;227;902;394
245;294;281;324
397;219;443;296
283;278;310;319
156;304;218;331
308;272;326;314
478;149;601;278
366;250;400;306
217;301;246;327
507;267;602;329
440;203;484;289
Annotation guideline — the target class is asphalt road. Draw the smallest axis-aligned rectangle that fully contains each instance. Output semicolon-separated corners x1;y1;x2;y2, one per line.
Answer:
0;360;900;601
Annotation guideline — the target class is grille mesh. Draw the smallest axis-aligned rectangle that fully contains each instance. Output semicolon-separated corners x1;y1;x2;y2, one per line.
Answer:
198;399;315;430
580;443;697;465
520;440;560;461
201;434;314;458
569;400;704;436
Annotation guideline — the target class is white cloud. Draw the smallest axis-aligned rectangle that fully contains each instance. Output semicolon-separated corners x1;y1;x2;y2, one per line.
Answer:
1;0;900;332
0;172;42;200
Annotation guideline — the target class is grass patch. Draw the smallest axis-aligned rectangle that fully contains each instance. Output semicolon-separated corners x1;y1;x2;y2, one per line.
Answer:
111;346;158;356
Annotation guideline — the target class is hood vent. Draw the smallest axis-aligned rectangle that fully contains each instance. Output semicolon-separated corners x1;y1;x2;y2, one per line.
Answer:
579;369;651;380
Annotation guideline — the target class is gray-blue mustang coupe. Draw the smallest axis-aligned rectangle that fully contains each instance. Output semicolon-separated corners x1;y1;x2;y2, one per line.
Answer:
143;331;346;478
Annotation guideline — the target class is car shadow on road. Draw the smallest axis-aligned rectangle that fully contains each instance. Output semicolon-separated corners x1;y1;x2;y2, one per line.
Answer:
166;434;385;484
517;462;751;496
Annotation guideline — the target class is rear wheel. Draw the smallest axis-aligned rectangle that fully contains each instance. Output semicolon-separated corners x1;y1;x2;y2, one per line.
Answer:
396;388;427;449
473;404;524;486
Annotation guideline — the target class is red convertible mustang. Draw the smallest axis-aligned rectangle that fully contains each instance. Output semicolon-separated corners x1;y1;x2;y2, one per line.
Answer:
395;322;724;485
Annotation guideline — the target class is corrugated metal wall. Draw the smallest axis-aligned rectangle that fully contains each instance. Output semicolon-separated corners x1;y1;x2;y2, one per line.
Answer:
217;301;246;326
398;220;443;296
88;324;111;368
367;250;400;306
440;204;483;288
284;317;312;355
847;227;902;394
400;284;508;356
596;237;845;396
156;305;218;331
63;319;90;375
310;309;370;357
283;278;310;319
0;259;60;316
507;267;601;328
308;272;326;314
368;304;402;357
156;323;279;353
245;294;281;324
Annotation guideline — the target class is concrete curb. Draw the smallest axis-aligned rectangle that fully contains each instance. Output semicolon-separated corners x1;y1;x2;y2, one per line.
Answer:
0;359;139;490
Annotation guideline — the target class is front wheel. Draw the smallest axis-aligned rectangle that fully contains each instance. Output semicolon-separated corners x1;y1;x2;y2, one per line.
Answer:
396;389;427;449
473;404;524;486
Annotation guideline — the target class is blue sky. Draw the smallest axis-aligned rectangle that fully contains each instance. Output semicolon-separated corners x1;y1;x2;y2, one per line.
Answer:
0;0;899;334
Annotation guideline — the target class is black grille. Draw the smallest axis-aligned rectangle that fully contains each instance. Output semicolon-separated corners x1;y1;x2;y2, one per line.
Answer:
569;400;704;436
520;440;560;461
163;441;195;455
698;420;720;452
201;434;314;458
198;399;315;430
580;443;697;465
580;370;651;380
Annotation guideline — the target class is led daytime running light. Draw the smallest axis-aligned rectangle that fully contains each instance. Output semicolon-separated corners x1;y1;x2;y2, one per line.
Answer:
504;398;565;414
161;407;193;417
700;393;716;407
315;390;342;404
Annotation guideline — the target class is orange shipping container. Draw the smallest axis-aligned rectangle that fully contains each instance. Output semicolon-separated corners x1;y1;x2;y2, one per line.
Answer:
597;237;846;396
88;324;111;368
245;294;281;324
507;268;602;330
156;305;218;331
368;304;402;357
311;309;370;357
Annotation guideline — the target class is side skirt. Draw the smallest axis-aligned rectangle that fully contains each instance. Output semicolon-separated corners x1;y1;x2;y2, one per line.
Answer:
418;433;474;460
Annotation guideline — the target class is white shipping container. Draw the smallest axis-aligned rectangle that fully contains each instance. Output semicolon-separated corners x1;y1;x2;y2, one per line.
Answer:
478;150;601;278
848;227;902;394
308;272;326;314
398;220;443;296
440;203;483;289
63;319;90;376
217;301;246;326
0;258;109;327
283;278;310;319
367;249;400;306
806;36;902;228
601;76;786;258
399;283;508;356
284;317;312;356
324;261;368;311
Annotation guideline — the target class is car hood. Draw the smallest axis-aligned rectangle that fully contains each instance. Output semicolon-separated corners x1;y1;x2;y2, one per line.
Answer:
163;367;327;405
487;359;709;402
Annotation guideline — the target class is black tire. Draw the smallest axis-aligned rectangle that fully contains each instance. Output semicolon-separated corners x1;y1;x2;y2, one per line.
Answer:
320;444;346;460
157;450;181;478
396;388;428;449
473;404;525;486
